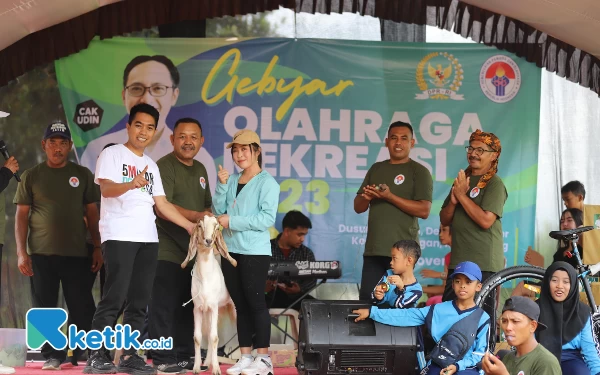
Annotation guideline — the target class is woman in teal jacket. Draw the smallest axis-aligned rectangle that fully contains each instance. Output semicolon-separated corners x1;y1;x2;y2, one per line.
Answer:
214;129;280;375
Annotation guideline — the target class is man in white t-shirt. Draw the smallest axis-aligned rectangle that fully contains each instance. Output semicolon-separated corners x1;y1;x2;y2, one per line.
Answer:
84;103;195;375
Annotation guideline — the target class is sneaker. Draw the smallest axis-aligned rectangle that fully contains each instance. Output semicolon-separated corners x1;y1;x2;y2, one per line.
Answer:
225;356;254;375
83;350;117;374
118;353;157;375
41;358;61;370
178;359;208;372
154;363;186;374
0;364;15;374
241;356;273;375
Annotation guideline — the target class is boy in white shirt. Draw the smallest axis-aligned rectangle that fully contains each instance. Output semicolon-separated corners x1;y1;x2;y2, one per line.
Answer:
84;103;195;375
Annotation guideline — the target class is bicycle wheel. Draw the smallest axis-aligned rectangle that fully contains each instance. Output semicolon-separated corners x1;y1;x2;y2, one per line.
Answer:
475;266;545;351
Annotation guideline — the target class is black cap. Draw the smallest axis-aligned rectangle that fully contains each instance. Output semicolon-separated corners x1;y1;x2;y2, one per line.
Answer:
44;121;71;140
502;296;547;331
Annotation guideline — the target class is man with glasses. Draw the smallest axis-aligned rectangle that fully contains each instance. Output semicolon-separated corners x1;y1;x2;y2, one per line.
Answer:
79;55;217;188
440;129;507;315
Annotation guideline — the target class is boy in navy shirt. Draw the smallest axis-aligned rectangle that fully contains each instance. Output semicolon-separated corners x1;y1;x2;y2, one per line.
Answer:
372;239;423;308
371;240;424;367
354;261;490;375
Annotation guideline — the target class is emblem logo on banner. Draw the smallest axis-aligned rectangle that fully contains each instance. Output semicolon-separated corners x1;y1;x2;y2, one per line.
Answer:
415;52;465;100
480;55;522;103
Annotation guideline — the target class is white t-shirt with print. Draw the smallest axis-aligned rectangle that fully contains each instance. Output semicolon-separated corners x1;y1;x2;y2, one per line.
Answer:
95;144;165;243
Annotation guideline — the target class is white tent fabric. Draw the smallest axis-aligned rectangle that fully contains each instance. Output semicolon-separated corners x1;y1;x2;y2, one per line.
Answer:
462;0;600;60
0;0;120;51
1;1;600;61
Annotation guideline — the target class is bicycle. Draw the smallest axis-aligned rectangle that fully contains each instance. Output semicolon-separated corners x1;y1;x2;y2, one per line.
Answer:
474;226;600;351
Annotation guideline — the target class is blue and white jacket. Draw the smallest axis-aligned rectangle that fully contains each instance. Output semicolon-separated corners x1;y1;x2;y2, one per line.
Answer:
369;300;490;372
213;170;280;256
371;270;423;309
562;318;600;374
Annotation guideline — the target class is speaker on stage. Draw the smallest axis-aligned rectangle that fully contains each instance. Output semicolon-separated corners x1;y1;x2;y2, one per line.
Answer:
296;300;419;375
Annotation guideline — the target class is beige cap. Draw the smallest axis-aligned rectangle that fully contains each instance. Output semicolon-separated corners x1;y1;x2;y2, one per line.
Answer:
226;129;261;149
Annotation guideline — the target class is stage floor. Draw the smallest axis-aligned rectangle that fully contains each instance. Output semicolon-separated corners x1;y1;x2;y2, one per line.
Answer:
8;361;298;375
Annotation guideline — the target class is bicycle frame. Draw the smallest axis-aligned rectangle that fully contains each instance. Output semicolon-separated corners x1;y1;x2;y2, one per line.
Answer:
570;236;599;315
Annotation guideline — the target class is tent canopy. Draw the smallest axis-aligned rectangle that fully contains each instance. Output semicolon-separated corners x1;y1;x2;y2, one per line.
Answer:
0;0;598;94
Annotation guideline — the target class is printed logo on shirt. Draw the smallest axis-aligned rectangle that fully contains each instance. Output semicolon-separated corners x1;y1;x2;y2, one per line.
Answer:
394;174;405;185
199;176;206;189
121;164;154;196
69;177;80;188
517;371;524;375
470;187;480;198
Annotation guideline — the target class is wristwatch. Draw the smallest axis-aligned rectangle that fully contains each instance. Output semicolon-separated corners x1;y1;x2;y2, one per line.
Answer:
440;271;447;279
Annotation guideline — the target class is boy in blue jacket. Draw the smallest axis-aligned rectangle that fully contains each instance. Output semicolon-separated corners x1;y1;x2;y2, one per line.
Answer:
354;261;490;375
372;239;423;308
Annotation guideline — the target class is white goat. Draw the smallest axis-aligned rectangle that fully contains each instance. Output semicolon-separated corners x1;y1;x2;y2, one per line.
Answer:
182;215;237;375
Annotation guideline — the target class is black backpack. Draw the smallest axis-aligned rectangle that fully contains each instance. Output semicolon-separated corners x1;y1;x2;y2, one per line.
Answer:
425;305;485;369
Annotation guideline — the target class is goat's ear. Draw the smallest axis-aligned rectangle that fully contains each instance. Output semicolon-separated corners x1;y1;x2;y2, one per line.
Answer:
216;229;237;267
182;224;200;268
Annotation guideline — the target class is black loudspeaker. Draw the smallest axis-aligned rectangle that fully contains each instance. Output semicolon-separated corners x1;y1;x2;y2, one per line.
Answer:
296;300;419;375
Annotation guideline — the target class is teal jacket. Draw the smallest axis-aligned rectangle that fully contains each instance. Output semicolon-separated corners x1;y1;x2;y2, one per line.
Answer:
213;170;280;256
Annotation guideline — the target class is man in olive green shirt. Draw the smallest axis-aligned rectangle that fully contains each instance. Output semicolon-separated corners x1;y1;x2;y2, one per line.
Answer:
14;122;101;370
354;121;433;301
482;296;561;375
148;118;212;373
440;129;507;318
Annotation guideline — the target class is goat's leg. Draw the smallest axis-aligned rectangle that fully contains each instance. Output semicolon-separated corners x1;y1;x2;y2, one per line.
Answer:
193;306;204;374
208;306;221;375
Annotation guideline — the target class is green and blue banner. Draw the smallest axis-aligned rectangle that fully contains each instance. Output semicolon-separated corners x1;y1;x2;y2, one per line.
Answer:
56;38;541;283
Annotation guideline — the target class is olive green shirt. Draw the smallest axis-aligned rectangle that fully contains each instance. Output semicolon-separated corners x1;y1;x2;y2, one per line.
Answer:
13;162;100;257
502;344;562;375
156;153;212;265
442;174;507;272
358;159;433;257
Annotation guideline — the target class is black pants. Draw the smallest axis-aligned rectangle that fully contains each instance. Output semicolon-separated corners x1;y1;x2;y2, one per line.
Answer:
359;256;391;301
222;254;271;349
442;269;497;329
29;254;97;361
91;241;158;355
148;261;194;365
265;291;314;312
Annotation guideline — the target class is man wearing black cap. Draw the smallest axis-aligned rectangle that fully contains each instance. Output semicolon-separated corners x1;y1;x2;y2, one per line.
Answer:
14;121;102;370
482;296;561;375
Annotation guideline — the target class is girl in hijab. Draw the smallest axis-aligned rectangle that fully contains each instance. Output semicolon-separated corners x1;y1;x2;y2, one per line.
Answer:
554;208;584;269
537;261;600;374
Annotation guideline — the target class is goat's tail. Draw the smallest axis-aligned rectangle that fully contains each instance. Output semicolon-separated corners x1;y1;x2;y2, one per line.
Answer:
226;298;237;322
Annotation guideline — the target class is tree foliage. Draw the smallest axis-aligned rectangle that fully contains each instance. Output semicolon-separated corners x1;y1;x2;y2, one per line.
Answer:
206;13;280;37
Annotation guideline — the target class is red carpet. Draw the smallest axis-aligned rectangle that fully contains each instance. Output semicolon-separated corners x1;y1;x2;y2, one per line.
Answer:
10;362;298;374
